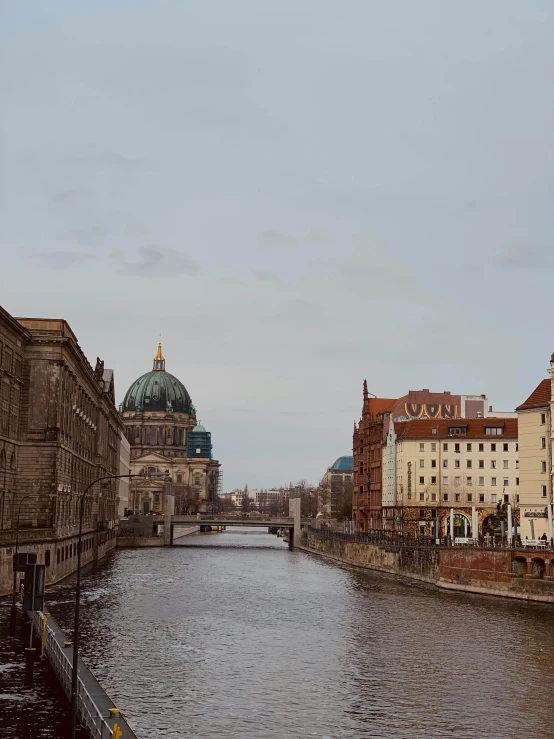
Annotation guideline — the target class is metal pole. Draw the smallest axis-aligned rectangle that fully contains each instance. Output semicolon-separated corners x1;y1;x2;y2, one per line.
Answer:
548;503;553;546
507;504;513;545
10;495;30;638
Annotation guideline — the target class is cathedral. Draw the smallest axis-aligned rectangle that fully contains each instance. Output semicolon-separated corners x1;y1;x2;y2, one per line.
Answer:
121;342;220;515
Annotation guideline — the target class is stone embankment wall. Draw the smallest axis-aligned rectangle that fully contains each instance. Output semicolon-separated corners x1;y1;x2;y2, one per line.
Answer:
302;531;554;604
0;531;117;597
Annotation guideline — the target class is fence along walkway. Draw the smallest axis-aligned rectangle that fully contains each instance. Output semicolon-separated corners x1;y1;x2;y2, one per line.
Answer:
30;610;138;739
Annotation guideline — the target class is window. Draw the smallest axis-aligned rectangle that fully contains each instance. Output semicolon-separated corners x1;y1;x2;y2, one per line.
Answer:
491;494;497;503
443;459;448;468
467;443;472;452
479;477;485;486
503;460;509;469
432;428;437;435
516;477;519;486
449;427;467;436
443;493;449;501
455;493;461;502
486;427;504;436
442;476;448;485
479;443;484;452
431;493;437;502
466;460;472;468
419;509;425;519
541;413;546;425
431;443;437;452
419;493;425;501
419;476;425;485
541;437;546;449
454;443;460;453
542;485;548;498
419;459;424;468
419;443;425;452
491;460;496;469
455;476;461;486
491;477;497;486
503;443;509;452
176;474;183;483
503;478;509;487
479;460;484;469
491;443;496;452
515;460;519;469
443;443;448;452
467;493;473;502
45;551;51;567
467;476;473;486
431;459;437;468
479;493;485;502
503;494;509;503
431;476;437;485
542;461;547;473
455;460;460;469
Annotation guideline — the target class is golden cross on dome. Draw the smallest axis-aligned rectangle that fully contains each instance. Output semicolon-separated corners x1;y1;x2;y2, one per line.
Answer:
155;334;164;361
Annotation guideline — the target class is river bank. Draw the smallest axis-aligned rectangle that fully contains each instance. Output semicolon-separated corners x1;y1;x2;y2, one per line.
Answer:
300;529;554;603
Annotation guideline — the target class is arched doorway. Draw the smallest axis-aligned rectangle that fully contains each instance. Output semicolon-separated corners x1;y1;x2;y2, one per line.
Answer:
444;513;471;538
142;500;151;514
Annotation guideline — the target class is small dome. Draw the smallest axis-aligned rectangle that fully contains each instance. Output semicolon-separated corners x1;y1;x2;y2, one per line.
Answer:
191;422;207;433
330;456;354;472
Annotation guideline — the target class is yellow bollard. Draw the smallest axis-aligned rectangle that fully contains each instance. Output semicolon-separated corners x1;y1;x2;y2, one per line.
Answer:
112;724;122;739
109;708;121;718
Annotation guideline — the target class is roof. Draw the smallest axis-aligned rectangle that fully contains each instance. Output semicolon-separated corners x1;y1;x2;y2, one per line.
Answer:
394;417;518;440
330;456;353;472
191;422;207;433
122;368;193;414
367;398;397;416
516;379;551;411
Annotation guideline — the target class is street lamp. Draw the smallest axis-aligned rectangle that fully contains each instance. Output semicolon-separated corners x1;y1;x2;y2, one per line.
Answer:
9;495;31;638
70;470;168;739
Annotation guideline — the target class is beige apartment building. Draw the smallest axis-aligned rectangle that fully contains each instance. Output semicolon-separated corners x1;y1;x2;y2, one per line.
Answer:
516;353;554;540
384;418;519;538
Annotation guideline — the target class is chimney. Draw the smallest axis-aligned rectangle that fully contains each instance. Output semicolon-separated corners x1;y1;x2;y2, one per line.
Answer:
489;405;493;413
477;412;482;418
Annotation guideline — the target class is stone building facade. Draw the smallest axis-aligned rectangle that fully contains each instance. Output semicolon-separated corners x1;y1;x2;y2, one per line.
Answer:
516;353;554;540
353;382;510;532
0;305;127;595
121;343;220;515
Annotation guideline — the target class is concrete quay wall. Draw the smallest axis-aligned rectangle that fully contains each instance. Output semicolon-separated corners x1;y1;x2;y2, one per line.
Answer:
301;532;554;604
0;530;117;597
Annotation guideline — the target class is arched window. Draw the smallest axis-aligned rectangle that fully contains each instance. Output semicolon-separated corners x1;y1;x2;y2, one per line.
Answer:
45;550;51;567
0;450;5;470
10;453;16;471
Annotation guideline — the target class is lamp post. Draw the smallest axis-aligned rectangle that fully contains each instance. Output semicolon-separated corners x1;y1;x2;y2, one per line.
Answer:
70;470;168;739
10;495;31;638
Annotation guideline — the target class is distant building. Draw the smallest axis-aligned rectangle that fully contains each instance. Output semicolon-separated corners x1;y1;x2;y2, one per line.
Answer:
320;457;353;518
118;432;131;517
516;353;554;540
121;341;220;515
353;382;511;532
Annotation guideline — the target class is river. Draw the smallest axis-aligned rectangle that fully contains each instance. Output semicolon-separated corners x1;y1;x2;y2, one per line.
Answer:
2;528;554;738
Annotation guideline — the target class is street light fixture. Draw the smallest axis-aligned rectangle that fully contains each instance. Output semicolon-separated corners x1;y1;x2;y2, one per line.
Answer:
70;469;168;739
9;494;31;638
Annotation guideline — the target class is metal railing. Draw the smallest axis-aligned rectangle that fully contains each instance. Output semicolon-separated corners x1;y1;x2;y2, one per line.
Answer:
305;527;554;551
30;611;116;739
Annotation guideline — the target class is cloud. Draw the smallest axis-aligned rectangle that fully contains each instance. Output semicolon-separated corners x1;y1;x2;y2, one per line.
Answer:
113;246;200;278
304;229;333;247
493;244;553;269
252;269;280;282
32;251;95;270
257;231;298;249
64;226;109;247
52;187;89;203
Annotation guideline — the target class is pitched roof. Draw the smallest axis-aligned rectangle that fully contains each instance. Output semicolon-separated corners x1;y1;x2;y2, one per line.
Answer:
366;398;397;416
516;379;551;411
394;417;518;440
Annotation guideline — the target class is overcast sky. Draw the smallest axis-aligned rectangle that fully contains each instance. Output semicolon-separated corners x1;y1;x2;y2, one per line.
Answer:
1;1;553;490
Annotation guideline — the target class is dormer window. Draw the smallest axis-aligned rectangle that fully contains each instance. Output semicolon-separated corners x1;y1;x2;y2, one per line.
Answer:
485;427;504;436
449;427;467;436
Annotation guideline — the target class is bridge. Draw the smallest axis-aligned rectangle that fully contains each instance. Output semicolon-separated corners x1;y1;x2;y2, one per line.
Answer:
156;492;306;548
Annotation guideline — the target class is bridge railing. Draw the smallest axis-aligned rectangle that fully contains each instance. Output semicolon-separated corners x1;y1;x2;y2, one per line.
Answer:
305;527;551;551
30;611;117;739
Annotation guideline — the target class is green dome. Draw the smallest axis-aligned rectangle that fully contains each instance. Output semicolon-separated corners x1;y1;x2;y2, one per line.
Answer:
122;370;193;413
191;422;207;433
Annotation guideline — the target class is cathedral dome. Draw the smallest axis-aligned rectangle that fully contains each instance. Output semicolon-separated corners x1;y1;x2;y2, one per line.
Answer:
121;342;193;414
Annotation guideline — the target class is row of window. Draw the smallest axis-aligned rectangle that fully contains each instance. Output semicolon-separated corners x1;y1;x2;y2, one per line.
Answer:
418;442;516;453
414;492;518;504
418;475;518;487
418;459;518;469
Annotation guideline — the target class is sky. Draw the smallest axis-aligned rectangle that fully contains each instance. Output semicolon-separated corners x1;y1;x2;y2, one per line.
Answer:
1;0;553;491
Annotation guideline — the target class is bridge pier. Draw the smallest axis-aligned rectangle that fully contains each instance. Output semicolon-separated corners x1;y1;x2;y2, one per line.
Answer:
164;482;174;546
288;493;302;549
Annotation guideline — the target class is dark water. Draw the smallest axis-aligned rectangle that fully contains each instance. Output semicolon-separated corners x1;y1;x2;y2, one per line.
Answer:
3;529;554;738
